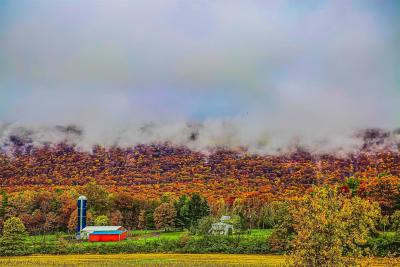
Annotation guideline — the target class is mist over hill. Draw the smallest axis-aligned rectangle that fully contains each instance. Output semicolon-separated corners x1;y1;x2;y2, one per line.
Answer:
1;122;399;155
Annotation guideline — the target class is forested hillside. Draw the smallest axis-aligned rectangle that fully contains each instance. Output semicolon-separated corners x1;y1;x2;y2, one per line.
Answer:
1;129;399;213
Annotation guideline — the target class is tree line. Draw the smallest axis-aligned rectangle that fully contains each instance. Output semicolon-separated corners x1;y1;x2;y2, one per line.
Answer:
0;181;295;235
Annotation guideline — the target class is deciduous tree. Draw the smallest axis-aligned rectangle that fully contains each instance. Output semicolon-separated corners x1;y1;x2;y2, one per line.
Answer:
282;187;380;267
0;217;27;256
153;203;176;232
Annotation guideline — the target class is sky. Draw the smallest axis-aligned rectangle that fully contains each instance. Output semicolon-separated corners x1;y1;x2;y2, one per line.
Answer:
0;0;399;152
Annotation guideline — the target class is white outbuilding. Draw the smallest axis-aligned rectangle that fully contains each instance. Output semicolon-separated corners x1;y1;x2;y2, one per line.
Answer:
209;216;234;235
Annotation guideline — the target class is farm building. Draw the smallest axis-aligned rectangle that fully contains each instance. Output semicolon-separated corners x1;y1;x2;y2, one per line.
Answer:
80;226;127;242
209;216;234;235
76;196;128;242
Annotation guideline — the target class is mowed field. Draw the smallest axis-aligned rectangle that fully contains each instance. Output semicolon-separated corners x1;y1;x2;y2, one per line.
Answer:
1;254;400;267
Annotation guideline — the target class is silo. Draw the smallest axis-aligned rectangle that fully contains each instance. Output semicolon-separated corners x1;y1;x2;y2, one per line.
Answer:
76;195;87;238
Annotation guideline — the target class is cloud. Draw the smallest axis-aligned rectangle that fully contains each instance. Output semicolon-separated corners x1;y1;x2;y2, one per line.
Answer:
0;0;399;153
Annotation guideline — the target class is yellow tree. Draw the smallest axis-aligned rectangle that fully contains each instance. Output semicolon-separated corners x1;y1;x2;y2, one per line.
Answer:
286;186;380;267
0;217;27;256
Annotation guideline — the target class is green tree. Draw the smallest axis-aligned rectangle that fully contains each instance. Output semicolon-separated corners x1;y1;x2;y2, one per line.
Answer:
175;195;190;229
188;193;210;227
153;203;176;232
94;215;110;226
279;187;380;267
0;217;28;256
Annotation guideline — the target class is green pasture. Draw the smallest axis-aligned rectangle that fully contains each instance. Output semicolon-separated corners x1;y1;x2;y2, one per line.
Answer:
26;229;274;247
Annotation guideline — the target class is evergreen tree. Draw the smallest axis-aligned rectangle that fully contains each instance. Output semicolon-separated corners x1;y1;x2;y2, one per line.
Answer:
188;193;210;227
175;195;190;229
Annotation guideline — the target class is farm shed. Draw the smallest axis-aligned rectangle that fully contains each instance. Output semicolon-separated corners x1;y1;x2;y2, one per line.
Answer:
80;226;127;242
209;216;234;235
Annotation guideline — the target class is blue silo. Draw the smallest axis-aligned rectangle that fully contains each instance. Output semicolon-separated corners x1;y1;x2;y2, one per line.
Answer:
77;195;87;237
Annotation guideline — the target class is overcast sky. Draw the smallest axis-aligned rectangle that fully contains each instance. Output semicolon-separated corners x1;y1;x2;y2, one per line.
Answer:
0;0;399;151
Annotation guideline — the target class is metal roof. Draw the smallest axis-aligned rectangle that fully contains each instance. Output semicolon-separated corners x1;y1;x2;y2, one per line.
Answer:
81;226;123;232
91;230;125;235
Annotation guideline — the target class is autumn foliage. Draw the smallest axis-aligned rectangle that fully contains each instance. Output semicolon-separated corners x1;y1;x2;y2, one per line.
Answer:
0;139;399;212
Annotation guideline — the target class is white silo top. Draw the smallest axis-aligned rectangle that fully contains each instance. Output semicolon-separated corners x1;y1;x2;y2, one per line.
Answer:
78;195;87;200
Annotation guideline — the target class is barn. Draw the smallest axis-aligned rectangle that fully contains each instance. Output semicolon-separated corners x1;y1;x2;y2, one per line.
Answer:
80;226;127;242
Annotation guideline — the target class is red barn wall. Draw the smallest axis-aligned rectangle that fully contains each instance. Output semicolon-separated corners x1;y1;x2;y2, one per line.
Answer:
89;233;127;242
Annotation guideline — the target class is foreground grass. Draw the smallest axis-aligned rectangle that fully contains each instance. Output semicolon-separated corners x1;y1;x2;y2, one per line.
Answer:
0;254;285;267
1;254;400;267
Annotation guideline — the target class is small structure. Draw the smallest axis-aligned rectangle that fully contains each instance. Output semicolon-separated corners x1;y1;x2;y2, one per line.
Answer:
209;216;234;235
81;226;127;242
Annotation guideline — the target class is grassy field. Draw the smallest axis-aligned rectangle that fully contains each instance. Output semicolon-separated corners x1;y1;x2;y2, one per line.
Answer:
27;229;274;247
22;229;276;255
1;253;400;267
